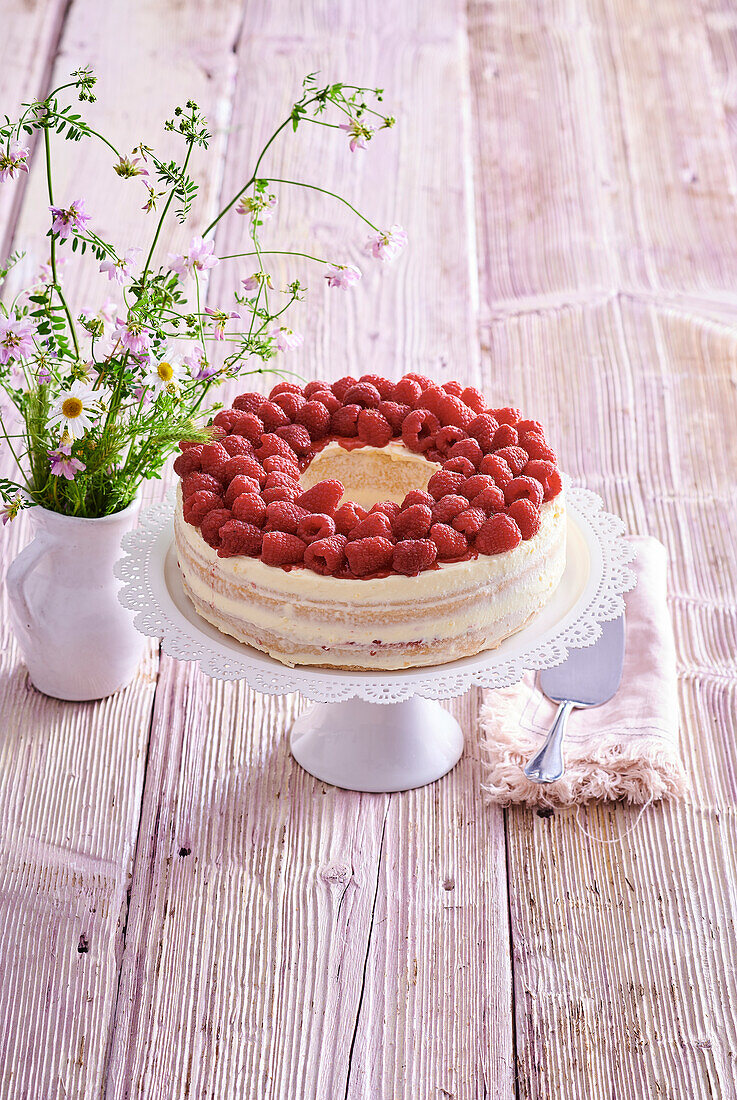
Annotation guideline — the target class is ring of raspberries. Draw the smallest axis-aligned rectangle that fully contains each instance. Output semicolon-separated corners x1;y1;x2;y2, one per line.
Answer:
174;373;563;579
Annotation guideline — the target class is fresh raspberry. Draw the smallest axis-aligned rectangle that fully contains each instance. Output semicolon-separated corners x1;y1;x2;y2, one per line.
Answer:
200;507;233;548
265;501;308;534
431;493;469;524
224;455;265;484
357;408;392;446
334;501;368;535
297;479;344;515
276;423;313;456
479;453;513;487
257;434;296;462
199;442;230;479
392;539;437;576
173;445;203;478
467;414;500;453
297;513;336;543
443;456;476;478
475;513;522;555
448;438;483;467
349;513;394;541
222;435;255;458
272;390;306;419
217;520;263;558
233;392;264;416
183;490;224;526
442;380;463;397
207;424;226;443
543;469;563;501
459;473;497;500
402;409;439;453
343;381;381;408
471;485;506;513
504;476;544;508
258;400;291;432
261;531;306;566
403;372;433;389
390;377;422;407
377;400;410;434
452;507;486;536
232;493;267;526
493;407;521;426
417;385;446;419
182;472;221;499
304;534;348;575
494;446;528;475
438;394;474;429
223;455;265;485
229;413;263;445
401;489;434;510
523;459;556;483
345;536;394;576
435;425;468;455
177;439;200;451
263;454;300;479
311;389;341;413
427;469;465;500
516;418;544;436
460;386;486;413
393;503;432;540
262;484;301;504
522;432;558;464
492;423;519;449
213;409;239;432
331;376;357;401
425;448;444;464
430;523;468;558
224;474;261;507
296;400;331;440
507;498;541;539
370;500;401;522
359;373;394;399
269;381;303;399
304;380;329;398
330;404;361;438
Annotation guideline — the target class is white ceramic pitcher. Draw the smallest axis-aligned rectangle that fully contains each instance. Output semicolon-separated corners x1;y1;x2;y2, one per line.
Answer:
6;497;145;700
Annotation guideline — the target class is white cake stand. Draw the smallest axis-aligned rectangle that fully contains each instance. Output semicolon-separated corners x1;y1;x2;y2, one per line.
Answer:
115;484;635;792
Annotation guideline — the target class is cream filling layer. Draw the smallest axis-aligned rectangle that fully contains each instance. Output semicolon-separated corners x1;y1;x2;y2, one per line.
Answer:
175;486;566;652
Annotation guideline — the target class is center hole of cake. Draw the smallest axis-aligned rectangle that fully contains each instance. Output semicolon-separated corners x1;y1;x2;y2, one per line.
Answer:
299;443;442;510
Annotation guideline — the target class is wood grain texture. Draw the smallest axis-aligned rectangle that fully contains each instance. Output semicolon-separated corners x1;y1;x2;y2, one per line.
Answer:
470;0;737;1093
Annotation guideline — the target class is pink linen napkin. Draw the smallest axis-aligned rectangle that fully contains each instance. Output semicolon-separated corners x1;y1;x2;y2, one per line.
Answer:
479;536;688;807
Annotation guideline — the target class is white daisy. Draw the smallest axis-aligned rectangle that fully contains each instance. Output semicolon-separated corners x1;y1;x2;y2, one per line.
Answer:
48;379;99;440
145;353;182;394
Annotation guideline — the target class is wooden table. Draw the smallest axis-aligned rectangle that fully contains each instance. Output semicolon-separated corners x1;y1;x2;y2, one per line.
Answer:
1;1;736;1096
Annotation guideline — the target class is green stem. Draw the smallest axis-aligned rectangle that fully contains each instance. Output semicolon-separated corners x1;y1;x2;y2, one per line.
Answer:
141;142;193;281
43;122;80;359
265;177;379;230
220;248;332;265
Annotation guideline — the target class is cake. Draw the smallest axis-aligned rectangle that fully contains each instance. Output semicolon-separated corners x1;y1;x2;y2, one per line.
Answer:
173;374;566;670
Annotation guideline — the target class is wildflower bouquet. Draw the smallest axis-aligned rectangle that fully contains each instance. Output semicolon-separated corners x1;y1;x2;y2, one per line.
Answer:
0;68;404;521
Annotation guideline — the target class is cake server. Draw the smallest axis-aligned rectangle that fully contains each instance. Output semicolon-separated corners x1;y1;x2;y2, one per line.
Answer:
523;614;626;784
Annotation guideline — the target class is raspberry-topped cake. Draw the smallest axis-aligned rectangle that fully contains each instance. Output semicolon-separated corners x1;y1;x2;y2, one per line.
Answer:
173;374;566;669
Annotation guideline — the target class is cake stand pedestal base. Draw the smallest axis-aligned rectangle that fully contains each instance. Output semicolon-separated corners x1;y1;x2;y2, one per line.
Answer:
289;696;464;792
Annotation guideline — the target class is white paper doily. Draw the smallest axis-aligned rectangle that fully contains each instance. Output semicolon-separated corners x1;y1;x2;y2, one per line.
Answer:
115;484;636;704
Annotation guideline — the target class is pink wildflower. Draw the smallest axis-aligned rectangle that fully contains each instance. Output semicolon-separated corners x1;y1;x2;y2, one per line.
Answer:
99;247;141;285
325;264;362;290
1;494;24;525
185;346;217;381
0;315;36;364
269;326;303;352
47;442;85;480
205;306;239;340
112;317;151;356
364;224;408;263
49;198;91;240
167;236;219;279
0;139;30;182
339;120;373;152
236;193;277;221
